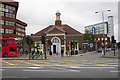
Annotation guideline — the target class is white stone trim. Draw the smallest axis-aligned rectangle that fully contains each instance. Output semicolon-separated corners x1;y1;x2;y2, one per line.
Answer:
51;37;61;54
46;33;65;36
45;26;66;34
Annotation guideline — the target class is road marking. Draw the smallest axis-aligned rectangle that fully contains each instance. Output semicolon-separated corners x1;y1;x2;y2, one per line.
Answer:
22;69;80;72
66;66;116;69
50;66;80;72
18;61;40;66
2;61;15;65
110;71;120;72
0;69;5;71
2;66;43;69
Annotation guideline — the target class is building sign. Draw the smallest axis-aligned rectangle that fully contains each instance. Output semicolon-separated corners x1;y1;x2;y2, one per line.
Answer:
0;8;13;14
92;26;95;34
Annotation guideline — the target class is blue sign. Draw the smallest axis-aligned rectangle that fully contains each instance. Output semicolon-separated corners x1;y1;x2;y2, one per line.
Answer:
64;35;66;39
92;26;95;34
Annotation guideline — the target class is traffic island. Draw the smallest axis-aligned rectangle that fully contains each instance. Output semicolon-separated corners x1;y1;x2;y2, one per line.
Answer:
100;55;120;59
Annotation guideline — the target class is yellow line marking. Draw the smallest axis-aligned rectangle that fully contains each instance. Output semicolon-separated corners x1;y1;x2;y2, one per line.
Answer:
18;61;41;66
2;61;15;65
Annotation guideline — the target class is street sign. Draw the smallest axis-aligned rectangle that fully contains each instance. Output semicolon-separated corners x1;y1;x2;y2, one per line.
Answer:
92;26;95;34
68;44;70;47
90;43;93;47
64;35;66;39
45;41;47;44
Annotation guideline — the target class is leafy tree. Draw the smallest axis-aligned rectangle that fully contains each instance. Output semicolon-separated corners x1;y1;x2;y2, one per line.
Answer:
83;33;96;41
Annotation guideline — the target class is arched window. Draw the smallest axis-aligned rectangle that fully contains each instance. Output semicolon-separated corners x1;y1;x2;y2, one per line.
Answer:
52;38;59;43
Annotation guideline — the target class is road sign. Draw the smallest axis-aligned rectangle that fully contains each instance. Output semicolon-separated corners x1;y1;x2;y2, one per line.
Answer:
64;35;66;39
90;43;93;47
45;41;47;44
92;26;95;34
68;44;70;47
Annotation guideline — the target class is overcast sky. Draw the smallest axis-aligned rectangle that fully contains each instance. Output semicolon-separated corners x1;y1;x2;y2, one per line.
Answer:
14;0;119;41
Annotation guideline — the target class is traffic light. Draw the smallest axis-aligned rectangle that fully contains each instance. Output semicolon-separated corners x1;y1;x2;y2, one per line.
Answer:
113;40;116;43
26;36;30;44
26;36;33;44
41;36;45;44
111;36;116;43
31;40;33;44
48;40;52;45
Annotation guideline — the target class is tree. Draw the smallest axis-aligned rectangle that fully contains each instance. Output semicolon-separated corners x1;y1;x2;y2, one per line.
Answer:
83;33;96;42
117;42;120;49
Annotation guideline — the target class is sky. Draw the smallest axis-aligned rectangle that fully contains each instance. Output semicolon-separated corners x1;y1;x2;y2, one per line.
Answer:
14;0;119;42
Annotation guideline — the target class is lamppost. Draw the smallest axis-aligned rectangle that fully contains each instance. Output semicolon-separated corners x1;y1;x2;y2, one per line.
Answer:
95;10;110;55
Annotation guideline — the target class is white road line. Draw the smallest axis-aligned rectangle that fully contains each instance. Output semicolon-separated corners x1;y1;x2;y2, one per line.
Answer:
2;66;43;69
22;69;79;72
65;66;116;69
110;71;120;72
0;69;5;71
50;67;80;72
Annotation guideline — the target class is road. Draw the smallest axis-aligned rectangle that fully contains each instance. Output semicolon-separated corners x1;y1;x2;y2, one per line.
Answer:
1;50;120;78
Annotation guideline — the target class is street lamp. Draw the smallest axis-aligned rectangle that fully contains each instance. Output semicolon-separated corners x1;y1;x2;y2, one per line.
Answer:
95;10;110;55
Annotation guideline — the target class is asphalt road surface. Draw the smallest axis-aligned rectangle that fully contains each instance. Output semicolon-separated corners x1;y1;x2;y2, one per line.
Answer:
1;50;120;78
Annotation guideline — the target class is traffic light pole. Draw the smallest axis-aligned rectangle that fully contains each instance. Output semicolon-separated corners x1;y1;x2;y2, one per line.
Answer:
95;10;110;56
44;43;47;59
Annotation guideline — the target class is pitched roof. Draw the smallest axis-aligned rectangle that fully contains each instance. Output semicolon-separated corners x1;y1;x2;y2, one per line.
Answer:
33;24;82;36
45;26;66;34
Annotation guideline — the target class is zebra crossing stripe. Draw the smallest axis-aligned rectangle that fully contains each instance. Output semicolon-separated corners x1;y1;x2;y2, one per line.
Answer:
2;61;15;65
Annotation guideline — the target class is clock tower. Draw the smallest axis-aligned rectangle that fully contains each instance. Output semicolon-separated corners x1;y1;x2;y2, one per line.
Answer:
55;11;62;26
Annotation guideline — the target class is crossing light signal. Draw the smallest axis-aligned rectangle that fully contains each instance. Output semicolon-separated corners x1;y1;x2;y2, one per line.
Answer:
111;36;116;43
26;36;33;44
48;40;52;45
45;41;47;44
41;36;45;44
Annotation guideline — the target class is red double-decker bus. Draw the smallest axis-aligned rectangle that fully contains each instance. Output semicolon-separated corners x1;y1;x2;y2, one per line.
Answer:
0;38;20;57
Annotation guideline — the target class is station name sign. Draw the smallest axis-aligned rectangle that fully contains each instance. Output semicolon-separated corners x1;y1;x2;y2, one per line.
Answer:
0;8;13;14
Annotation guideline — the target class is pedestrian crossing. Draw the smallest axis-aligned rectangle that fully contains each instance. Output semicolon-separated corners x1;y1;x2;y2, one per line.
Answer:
1;60;120;67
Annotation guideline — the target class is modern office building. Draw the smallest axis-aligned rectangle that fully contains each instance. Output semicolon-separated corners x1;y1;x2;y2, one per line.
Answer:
0;0;27;40
85;16;114;38
84;16;114;49
85;22;108;35
29;11;83;54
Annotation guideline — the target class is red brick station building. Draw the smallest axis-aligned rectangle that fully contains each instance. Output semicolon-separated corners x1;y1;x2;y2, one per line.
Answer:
29;11;83;55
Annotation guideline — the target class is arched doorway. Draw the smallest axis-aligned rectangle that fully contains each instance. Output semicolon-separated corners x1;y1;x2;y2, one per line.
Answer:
51;37;61;54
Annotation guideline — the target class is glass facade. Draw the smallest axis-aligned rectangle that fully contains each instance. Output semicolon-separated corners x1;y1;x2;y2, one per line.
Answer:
6;29;14;34
16;28;25;32
16;32;24;37
0;3;16;18
0;28;4;33
5;20;15;26
0;19;4;25
16;23;25;28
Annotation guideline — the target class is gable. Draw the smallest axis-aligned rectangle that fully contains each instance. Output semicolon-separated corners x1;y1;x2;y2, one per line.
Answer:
47;27;65;34
45;26;66;34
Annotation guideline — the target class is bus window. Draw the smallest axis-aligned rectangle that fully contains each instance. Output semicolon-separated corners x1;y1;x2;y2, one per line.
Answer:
2;44;8;46
9;47;17;51
9;39;15;43
0;39;2;43
2;39;9;43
